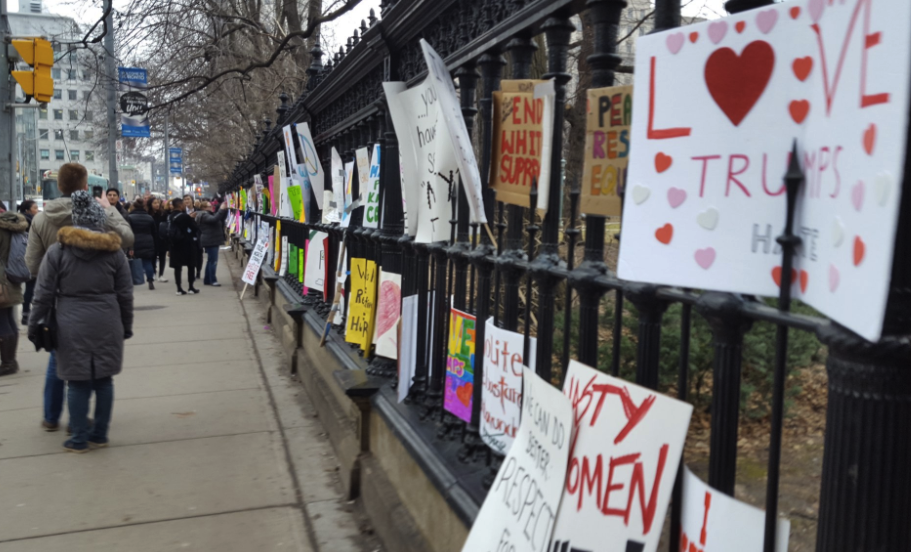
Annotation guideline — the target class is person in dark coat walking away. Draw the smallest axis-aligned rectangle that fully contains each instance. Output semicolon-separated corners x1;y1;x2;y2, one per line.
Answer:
18;200;39;325
0;211;31;376
127;198;160;290
149;197;169;282
168;198;200;295
196;201;229;286
29;191;134;452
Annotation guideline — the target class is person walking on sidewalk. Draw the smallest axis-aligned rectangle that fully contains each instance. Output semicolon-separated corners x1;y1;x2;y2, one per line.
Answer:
18;200;39;325
127;199;160;290
196;201;229;286
29;191;134;453
168;198;200;295
149;197;169;283
0;211;31;376
26;163;134;432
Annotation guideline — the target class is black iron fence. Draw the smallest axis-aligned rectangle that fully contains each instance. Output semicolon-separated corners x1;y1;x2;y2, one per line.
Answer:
223;0;911;550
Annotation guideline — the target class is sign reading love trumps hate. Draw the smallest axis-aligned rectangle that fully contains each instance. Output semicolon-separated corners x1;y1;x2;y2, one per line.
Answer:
550;360;692;552
618;0;911;341
461;366;572;552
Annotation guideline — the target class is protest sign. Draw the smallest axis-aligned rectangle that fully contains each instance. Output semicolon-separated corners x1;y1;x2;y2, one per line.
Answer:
277;152;293;219
681;467;789;552
461;367;572;552
533;80;555;214
582;85;631;217
551;360;693;552
331;147;345;223
481;318;536;455
420;39;487;224
279;235;288;277
342;161;355;228
364;144;382;228
373;271;402;359
289;244;298;277
490;85;545;207
296;122;325;208
398;294;419;403
304;231;329;292
273;221;282;272
384;81;420;236
444;308;476;423
356;146;371;203
282;125;299;169
345;258;378;350
618;0;911;341
241;235;270;286
287;184;303;222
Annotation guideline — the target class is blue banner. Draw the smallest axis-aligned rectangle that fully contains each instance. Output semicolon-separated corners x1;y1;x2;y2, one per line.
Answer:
118;67;150;138
169;147;182;174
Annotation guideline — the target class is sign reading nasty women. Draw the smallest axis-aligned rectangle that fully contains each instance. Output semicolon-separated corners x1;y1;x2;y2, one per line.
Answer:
618;0;911;341
582;85;632;217
550;360;692;552
461;366;572;552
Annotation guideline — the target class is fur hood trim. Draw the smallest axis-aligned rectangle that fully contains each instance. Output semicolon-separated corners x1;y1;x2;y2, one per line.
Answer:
57;227;123;252
0;212;28;233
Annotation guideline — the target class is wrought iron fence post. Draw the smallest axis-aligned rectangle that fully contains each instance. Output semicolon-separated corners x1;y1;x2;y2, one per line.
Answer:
625;283;669;390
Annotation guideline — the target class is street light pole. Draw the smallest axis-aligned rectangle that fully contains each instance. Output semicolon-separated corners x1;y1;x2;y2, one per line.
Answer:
163;112;169;196
1;1;15;210
103;0;119;189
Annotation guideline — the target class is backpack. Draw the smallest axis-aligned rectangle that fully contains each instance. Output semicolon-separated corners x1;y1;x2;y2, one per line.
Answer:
168;213;185;244
5;232;31;284
158;220;170;244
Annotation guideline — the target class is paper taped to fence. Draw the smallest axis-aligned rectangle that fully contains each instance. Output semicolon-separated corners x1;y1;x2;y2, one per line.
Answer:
444;308;476;423
397;294;419;403
304;231;328;292
295;122;324;209
550;360;693;552
461;366;572;552
480;318;536;455
384;81;420;236
618;0;911;341
681;467;789;552
345;258;377;350
242;236;269;286
373;271;402;359
582;85;631;217
363;144;382;228
491;81;546;208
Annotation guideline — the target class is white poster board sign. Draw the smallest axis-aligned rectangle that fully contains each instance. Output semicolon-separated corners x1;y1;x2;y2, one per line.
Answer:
681;467;790;552
342;161;355;228
384;81;420;236
618;0;911;341
363;144;382;228
398;294;419;403
296;122;324;208
355;146;371;204
304;231;329;292
282;125;299;170
331;147;345;224
551;360;693;552
279;236;289;277
242;236;269;286
373;270;402;359
480;317;536;455
461;367;572;552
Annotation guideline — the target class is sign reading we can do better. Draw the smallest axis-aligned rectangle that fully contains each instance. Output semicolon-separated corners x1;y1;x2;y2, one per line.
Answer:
618;0;911;341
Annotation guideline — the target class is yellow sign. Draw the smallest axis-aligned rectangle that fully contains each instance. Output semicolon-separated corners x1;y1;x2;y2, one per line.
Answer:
581;85;632;217
345;258;377;351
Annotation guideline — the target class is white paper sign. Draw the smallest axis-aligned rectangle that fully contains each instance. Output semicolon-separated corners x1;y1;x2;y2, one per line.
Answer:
681;467;790;552
322;190;338;224
420;39;487;224
534;80;555;214
398;294;419;403
342;161;355;228
461;366;572;552
242;236;270;286
384;81;420;236
618;0;911;341
331;147;345;224
304;231;328;292
363;144;382;228
282;125;299;170
551;360;693;552
279;236;289;277
296;122;325;209
356;146;371;202
373;271;402;359
480;317;537;455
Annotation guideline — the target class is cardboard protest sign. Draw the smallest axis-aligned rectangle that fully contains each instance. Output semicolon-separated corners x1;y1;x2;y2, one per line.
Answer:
444;308;476;423
681;467;789;552
490;83;546;208
619;0;911;341
295;122;324;208
481;317;536;455
242;235;270;286
304;231;329;292
551;360;693;552
420;39;487;224
461;366;572;552
345;258;378;350
384;81;420;236
363;144;382;228
372;270;402;359
582;85;631;217
397;294;419;403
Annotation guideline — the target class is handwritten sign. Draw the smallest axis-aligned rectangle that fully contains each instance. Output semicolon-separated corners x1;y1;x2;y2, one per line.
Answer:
356;146;371;203
287;184;303;222
304;231;328;292
461;366;572;552
551;360;692;552
491;82;545;208
282;125;299;170
582;85;631;217
242;236;270;286
480;317;536;455
331;147;344;224
444;308;476;423
295;122;324;209
279;235;288;277
345;258;377;350
681;467;789;552
363;144;382;228
619;0;911;341
373;270;402;359
384;81;420;236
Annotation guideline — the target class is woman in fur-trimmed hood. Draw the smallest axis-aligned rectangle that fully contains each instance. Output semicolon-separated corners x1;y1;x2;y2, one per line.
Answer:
29;190;134;453
0;211;30;376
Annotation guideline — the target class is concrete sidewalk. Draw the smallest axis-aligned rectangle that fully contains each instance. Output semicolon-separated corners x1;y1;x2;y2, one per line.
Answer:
0;251;380;551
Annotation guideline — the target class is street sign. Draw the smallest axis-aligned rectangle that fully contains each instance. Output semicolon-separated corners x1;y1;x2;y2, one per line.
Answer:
169;147;182;174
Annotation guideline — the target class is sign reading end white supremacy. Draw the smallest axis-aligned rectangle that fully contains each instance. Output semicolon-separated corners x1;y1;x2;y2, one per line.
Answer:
618;0;911;341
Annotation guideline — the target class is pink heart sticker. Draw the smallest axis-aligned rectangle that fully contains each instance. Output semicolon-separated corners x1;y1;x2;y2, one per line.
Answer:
374;280;402;339
852;181;864;212
828;264;840;292
667;187;687;208
708;21;728;44
808;0;825;23
695;247;716;269
756;9;779;34
666;32;685;54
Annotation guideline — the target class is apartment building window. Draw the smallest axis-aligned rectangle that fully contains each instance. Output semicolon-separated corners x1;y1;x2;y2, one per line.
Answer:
67;70;76;81
83;90;90;100
53;89;62;100
84;130;94;140
55;150;65;161
39;129;49;140
52;69;61;80
54;129;63;140
70;130;79;141
85;151;94;162
53;110;62;120
40;149;49;160
38;109;47;120
71;151;80;161
68;90;77;100
69;110;78;121
82;71;91;81
85;111;93;122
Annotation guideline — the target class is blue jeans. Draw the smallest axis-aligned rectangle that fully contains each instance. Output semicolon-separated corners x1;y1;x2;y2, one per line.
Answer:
67;376;114;446
204;246;219;285
141;258;155;283
43;351;65;424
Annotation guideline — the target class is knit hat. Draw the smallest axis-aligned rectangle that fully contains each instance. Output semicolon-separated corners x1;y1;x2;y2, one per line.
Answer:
71;190;107;231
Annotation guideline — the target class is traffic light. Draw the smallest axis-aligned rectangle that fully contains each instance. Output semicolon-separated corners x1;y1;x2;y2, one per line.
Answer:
11;38;54;103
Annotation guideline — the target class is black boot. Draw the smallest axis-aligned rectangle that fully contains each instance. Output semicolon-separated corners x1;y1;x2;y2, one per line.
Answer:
149;281;155;290
0;333;19;376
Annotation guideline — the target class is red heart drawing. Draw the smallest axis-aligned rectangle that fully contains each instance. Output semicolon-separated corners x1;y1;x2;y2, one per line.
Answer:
789;100;810;124
799;270;809;293
456;383;473;406
790;6;801;19
735;21;746;33
655;152;673;173
655;223;674;245
853;236;866;266
705;41;776;126
863;124;876;155
792;57;813;81
374;279;402;339
772;266;797;287
689;32;699;43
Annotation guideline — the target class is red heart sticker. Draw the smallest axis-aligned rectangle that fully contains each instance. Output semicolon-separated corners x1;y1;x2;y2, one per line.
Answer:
655;152;673;173
689;32;699;43
799;270;809;293
772;266;797;287
735;21;746;33
705;41;776;126
790;6;801;19
655;223;674;245
374;279;402;339
456;383;473;406
853;236;866;266
863;124;876;155
792;57;813;81
789;100;810;124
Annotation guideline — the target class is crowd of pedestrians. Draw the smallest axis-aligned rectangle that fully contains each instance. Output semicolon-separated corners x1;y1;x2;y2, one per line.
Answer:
0;162;229;454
